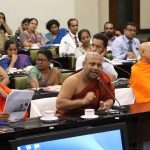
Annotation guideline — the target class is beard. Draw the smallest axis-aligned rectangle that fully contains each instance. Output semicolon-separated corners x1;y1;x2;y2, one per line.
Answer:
105;32;114;39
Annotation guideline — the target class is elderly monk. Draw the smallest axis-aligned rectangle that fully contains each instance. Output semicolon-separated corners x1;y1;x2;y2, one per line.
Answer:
130;42;150;103
56;52;115;115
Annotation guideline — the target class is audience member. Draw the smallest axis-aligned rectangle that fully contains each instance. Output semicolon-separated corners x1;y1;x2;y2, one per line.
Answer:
0;39;31;73
76;33;118;81
112;22;140;60
75;29;91;58
29;50;62;88
130;42;150;103
103;21;116;51
0;66;10;85
0;12;12;51
15;18;30;37
0;12;12;35
59;18;80;57
56;52;115;115
20;18;48;48
45;19;68;44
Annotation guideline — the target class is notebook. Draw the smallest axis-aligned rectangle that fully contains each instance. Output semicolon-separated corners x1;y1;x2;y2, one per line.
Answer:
3;89;34;122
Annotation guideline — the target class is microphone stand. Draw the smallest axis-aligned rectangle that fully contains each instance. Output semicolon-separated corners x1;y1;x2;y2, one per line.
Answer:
97;77;122;115
104;58;131;78
51;60;62;71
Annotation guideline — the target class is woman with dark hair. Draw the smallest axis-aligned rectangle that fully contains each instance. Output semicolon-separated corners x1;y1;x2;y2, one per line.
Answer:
45;19;68;44
15;18;30;37
20;18;48;48
75;29;91;58
0;12;12;35
28;50;62;88
0;39;31;73
0;12;12;51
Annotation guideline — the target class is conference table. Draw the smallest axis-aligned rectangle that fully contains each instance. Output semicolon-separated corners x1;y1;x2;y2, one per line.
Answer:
0;102;150;150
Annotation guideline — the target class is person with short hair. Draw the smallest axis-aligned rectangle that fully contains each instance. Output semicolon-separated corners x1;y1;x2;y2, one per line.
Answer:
29;50;62;88
76;33;118;81
59;18;80;57
112;22;140;60
56;52;115;115
130;42;150;103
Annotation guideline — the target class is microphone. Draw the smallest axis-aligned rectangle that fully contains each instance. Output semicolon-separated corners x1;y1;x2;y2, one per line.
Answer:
104;57;130;78
51;60;62;70
97;77;123;115
62;41;76;57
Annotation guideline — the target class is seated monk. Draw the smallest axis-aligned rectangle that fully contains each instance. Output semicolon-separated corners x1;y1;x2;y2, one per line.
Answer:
130;42;150;103
56;52;115;115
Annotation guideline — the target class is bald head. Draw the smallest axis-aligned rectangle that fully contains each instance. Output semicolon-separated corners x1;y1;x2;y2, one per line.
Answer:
139;42;150;62
84;52;103;62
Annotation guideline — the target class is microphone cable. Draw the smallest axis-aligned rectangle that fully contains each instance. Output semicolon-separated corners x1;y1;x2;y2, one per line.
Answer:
51;60;62;71
97;77;122;115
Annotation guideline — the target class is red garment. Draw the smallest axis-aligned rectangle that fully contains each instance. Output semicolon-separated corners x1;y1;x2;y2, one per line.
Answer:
58;71;115;115
0;84;11;112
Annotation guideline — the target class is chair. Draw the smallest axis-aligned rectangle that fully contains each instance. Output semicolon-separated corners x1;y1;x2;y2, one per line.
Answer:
29;49;39;65
61;72;73;82
10;76;28;89
30;97;57;117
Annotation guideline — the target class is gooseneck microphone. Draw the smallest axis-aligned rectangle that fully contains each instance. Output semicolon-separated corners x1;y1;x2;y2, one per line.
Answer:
97;77;122;114
104;57;131;78
51;60;62;71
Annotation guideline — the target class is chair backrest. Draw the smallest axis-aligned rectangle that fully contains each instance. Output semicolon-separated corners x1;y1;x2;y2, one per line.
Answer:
29;49;39;65
29;48;58;65
13;76;28;89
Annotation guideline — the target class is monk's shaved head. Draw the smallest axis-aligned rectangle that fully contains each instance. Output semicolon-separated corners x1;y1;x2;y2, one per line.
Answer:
139;42;150;63
84;52;103;62
140;42;150;54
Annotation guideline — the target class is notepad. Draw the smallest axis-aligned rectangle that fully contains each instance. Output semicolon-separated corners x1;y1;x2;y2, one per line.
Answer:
3;90;34;122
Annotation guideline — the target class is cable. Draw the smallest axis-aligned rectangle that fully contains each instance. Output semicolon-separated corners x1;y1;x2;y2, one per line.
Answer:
51;60;62;70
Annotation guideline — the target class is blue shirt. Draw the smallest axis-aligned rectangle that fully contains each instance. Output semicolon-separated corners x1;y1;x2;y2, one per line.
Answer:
111;35;140;60
45;28;68;44
0;54;31;70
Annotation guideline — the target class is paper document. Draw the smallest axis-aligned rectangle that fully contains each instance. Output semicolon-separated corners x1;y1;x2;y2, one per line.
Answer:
4;89;34;122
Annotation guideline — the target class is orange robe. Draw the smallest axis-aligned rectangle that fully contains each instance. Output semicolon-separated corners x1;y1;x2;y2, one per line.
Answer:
57;71;115;115
130;60;150;103
0;84;11;112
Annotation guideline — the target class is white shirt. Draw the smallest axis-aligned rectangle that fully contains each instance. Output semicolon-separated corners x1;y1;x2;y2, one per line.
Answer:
59;32;80;57
76;54;118;78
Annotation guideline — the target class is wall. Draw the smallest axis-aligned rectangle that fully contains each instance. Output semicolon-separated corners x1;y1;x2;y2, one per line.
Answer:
1;0;75;34
140;0;150;29
1;0;149;36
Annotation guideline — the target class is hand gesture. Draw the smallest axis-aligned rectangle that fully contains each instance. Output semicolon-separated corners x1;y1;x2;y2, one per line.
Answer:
11;54;18;63
83;92;96;105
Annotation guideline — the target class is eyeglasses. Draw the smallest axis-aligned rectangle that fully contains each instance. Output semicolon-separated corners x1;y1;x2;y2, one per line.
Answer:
36;58;48;62
126;28;137;33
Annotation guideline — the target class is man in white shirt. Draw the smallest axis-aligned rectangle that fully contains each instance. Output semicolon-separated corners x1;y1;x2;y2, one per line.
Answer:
59;18;80;57
76;33;118;81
